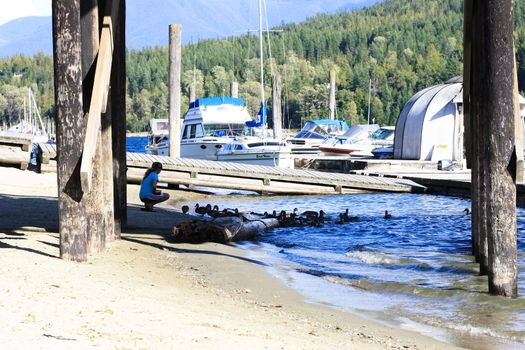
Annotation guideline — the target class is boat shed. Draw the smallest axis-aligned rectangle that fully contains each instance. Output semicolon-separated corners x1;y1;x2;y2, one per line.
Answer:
394;77;525;162
393;79;463;161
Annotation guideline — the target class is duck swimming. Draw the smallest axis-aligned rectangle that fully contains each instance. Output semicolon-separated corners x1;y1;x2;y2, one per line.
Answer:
384;210;392;219
181;205;189;214
195;203;210;216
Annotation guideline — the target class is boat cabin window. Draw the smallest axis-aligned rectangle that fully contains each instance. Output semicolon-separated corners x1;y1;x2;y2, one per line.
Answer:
182;124;204;139
204;123;246;137
234;144;244;151
247;141;285;148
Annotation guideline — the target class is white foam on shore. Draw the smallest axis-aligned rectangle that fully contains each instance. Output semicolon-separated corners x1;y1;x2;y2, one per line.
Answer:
345;250;398;265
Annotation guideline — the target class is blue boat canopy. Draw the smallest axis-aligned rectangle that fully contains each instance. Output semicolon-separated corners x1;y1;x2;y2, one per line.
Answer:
189;96;245;109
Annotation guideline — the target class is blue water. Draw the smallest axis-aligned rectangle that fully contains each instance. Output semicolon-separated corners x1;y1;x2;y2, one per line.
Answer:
127;136;148;153
209;193;525;349
135;131;525;347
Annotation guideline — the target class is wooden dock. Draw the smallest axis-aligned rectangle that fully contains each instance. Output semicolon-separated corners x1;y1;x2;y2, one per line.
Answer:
0;132;33;170
126;153;425;195
37;142;58;173
34;143;425;194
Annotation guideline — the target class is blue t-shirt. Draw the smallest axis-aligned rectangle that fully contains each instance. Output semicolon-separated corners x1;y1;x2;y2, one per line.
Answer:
139;172;159;200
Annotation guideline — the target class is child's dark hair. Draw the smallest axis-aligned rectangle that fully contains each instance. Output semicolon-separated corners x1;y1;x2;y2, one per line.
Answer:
143;162;163;181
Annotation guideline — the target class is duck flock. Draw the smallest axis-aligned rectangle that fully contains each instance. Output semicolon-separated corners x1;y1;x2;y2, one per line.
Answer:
185;203;374;229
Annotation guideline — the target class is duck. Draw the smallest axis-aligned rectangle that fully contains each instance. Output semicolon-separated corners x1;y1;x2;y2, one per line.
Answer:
195;203;210;216
335;213;345;225
384;210;392;219
221;207;239;216
263;210;278;219
207;205;222;217
181;205;189;214
341;208;358;222
301;210;318;218
464;208;470;215
309;210;325;227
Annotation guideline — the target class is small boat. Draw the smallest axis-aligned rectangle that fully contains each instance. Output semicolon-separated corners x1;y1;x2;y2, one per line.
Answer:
320;126;394;157
371;146;394;159
286;119;349;154
216;138;294;168
144;119;169;155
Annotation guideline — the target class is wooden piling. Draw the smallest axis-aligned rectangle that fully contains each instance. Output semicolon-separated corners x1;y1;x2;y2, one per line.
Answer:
52;0;89;261
467;0;490;272
271;74;282;140
230;81;238;98
168;24;182;158
111;0;127;233
473;0;518;297
329;70;336;120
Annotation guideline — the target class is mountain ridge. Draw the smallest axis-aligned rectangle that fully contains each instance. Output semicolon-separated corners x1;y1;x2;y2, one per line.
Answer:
0;0;379;57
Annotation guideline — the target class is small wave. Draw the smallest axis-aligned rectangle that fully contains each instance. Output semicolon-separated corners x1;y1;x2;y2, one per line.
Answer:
427;319;525;345
346;250;398;265
275;242;297;249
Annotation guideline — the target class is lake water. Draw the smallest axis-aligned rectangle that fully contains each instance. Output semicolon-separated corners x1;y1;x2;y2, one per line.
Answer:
213;193;525;349
127;135;525;349
127;136;148;153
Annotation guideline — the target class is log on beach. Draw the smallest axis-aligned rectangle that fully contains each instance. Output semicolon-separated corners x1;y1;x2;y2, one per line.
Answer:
170;215;279;243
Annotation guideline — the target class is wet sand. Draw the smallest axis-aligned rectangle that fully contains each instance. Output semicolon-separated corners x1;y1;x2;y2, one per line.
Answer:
0;167;463;349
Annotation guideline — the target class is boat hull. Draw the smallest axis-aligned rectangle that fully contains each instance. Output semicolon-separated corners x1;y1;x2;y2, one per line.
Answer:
217;151;294;168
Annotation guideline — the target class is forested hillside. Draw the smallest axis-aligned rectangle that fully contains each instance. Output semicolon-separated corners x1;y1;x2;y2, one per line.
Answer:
1;0;524;132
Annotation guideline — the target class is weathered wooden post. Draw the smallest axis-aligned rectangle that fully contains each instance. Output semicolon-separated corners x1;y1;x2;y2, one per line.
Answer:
328;70;336;120
52;0;89;261
189;85;196;103
168;24;182;158
466;0;488;272
111;0;127;233
272;74;282;140
230;81;238;98
472;0;519;297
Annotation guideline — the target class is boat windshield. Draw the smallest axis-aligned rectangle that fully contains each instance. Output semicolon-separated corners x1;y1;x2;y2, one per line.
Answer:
370;128;394;140
204;123;248;137
295;121;342;138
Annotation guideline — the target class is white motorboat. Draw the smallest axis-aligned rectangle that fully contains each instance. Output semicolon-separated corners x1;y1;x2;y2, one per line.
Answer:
145;96;254;158
286;119;350;154
320;126;394;157
216;139;294;168
180;97;254;160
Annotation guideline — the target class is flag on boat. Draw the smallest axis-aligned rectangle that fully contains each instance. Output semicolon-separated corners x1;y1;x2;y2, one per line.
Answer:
246;102;267;128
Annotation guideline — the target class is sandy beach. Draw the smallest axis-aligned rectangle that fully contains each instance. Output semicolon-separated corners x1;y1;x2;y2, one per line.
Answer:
0;166;463;349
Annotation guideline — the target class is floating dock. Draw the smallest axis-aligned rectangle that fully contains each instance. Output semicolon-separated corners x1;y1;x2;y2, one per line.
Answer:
126;153;425;195
34;143;425;194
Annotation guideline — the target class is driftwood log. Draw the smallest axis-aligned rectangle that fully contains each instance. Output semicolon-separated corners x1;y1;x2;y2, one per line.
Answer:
171;215;279;243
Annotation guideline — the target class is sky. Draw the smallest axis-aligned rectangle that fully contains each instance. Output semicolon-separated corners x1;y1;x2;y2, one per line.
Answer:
0;0;51;26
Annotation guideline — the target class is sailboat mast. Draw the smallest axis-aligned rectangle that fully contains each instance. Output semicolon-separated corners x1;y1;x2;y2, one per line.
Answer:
28;88;32;132
258;0;265;104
